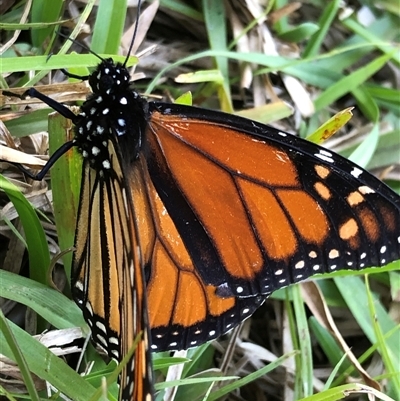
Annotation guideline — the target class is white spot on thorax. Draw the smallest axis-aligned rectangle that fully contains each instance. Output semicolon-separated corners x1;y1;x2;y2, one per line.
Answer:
92;146;100;155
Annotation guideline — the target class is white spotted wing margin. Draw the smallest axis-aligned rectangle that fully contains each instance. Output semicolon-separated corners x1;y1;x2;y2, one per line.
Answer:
72;138;154;401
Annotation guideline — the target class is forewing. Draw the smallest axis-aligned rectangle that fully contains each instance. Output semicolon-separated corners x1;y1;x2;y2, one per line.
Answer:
72;140;153;401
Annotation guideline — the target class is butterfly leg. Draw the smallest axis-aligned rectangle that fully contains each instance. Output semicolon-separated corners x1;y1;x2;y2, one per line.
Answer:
2;88;78;180
5;140;76;181
60;69;89;81
4;88;78;122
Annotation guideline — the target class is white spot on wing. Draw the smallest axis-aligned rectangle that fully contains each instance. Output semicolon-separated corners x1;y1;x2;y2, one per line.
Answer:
96;321;106;333
329;249;339;259
351;167;363;178
315;151;334;163
96;334;108;347
108;337;118;345
85;302;93;315
359;186;375;195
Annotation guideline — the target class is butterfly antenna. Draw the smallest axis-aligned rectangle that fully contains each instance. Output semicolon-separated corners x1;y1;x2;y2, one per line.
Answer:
123;0;142;67
56;30;105;62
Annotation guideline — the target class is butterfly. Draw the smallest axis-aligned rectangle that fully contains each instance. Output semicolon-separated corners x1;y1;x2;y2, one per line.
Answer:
3;23;400;401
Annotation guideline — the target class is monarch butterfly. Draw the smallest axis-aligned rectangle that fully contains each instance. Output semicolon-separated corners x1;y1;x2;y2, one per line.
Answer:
3;12;400;401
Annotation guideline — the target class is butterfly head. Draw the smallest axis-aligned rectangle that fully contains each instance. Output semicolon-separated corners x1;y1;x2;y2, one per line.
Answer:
89;58;131;96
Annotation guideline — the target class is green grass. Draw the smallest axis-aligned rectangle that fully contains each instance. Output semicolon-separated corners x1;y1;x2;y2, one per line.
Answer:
1;0;399;400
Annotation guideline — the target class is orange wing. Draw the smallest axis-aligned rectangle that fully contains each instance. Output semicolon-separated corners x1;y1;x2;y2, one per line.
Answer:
128;156;264;351
135;104;400;351
72;139;154;401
